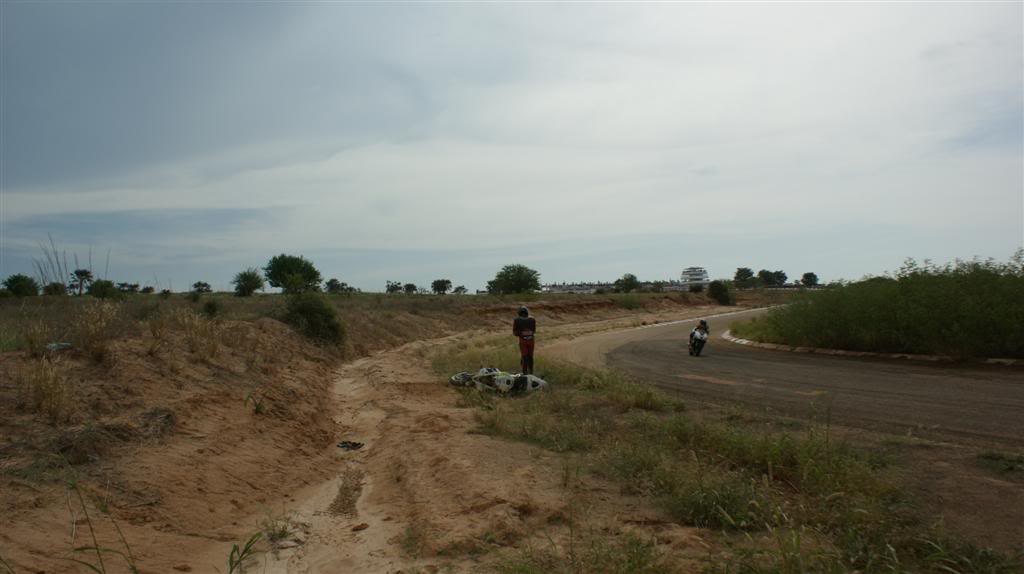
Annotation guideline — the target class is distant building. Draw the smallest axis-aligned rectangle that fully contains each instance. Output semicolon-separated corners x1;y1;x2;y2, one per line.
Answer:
680;267;711;288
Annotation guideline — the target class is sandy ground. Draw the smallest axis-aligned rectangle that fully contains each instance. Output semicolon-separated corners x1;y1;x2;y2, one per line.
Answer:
1;299;731;572
195;312;728;572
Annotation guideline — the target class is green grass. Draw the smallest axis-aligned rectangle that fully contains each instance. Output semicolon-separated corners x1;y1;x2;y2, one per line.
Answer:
976;451;1024;474
731;253;1024;359
432;341;1022;574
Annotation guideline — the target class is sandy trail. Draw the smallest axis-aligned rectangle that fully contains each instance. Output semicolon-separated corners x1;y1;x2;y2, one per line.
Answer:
211;310;733;573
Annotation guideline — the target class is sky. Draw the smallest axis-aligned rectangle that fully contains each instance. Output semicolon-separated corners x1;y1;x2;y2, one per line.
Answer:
2;2;1022;292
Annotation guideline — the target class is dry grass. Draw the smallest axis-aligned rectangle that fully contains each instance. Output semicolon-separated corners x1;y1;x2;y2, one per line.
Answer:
15;357;75;424
175;309;221;360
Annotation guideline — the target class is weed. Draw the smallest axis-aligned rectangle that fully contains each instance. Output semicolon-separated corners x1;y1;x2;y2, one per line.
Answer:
15;357;75;424
259;509;295;549
68;300;121;363
976;451;1024;474
176;309;220;360
227;532;262;574
63;480;140;573
401;521;430;557
244;386;267;415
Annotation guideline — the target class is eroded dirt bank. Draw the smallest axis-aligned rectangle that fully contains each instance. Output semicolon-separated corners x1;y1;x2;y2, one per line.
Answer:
0;295;729;572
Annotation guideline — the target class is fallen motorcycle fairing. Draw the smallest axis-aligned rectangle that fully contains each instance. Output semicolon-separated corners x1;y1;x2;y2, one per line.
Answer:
449;367;548;394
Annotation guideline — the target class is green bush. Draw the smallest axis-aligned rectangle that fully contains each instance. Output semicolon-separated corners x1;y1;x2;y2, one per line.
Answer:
285;292;345;345
232;267;265;297
708;280;733;305
264;254;322;294
202;299;223;318
43;282;68;296
3;274;40;297
736;252;1024;358
86;279;120;300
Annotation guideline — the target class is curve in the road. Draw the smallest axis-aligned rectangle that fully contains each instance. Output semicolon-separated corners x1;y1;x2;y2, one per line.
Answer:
573;308;1024;448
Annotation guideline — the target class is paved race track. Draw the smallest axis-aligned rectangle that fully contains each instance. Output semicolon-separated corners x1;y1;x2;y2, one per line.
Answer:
604;308;1024;448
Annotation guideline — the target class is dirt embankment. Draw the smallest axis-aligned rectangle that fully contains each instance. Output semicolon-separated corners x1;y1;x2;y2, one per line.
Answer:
0;295;726;572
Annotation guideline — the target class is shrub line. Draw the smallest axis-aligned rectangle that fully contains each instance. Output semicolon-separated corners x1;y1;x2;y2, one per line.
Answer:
722;330;1022;366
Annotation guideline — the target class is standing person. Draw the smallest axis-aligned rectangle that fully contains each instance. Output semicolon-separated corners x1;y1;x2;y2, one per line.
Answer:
513;306;537;374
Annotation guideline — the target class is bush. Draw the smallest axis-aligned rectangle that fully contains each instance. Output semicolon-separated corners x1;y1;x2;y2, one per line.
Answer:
86;279;120;300
285;293;345;345
708;280;733;305
232;267;265;297
737;252;1024;358
689;284;704;293
202;299;223;317
3;274;40;297
43;282;68;296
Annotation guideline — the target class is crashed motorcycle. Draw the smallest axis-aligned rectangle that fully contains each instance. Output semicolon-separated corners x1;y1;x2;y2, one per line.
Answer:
688;329;708;357
449;367;548;395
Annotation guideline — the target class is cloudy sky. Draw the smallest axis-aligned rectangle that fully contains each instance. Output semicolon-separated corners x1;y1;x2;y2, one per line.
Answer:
2;2;1021;291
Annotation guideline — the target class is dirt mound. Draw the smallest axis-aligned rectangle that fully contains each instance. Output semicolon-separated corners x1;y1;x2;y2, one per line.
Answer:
0;315;338;572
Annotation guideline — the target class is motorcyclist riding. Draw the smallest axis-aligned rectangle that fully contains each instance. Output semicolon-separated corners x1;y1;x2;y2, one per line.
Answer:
689;319;709;356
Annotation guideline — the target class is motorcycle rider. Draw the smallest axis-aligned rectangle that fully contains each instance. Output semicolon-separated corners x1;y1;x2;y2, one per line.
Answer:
513;306;537;374
689;319;710;356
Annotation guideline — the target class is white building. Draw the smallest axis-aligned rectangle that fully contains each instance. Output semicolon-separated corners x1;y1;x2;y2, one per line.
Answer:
680;267;711;288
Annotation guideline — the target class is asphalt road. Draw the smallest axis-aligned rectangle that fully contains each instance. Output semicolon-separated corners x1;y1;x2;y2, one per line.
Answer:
604;308;1024;448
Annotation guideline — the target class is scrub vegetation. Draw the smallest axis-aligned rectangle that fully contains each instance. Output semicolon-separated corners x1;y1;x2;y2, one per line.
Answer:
733;251;1024;359
432;341;1022;573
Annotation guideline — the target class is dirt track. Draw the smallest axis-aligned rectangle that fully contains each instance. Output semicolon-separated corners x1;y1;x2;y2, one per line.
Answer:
560;308;1024;449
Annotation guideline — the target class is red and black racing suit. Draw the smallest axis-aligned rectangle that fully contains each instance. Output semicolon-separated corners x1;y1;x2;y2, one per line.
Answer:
513;316;537;375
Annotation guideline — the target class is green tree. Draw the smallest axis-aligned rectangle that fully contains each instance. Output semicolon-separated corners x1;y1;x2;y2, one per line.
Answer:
386;280;403;294
403;283;418;295
263;254;322;294
192;281;213;293
325;278;353;294
43;282;68;296
87;279;119;299
70;268;93;295
117;282;140;294
431;279;452;295
3;274;40;297
708;280;733;305
773;270;788;286
452;285;468;295
801;272;819;287
233;268;265;297
757;268;778;286
140;286;156;294
613;273;640;293
486;264;541;295
734;267;756;288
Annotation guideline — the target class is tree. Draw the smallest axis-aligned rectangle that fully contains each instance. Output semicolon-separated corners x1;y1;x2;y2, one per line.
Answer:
431;279;452;295
87;279;119;299
486;264;541;295
708;280;733;305
140;286;156;294
70;269;93;296
734;267;756;288
233;268;265;297
403;283;418;295
3;274;40;297
386;280;403;294
43;282;68;296
800;272;819;287
688;284;704;293
117;282;140;294
452;285;468;295
613;273;640;293
757;269;776;287
263;254;322;294
773;270;788;286
192;281;212;293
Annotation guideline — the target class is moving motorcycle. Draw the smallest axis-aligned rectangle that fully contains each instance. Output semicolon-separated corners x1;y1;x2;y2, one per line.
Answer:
689;328;708;357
